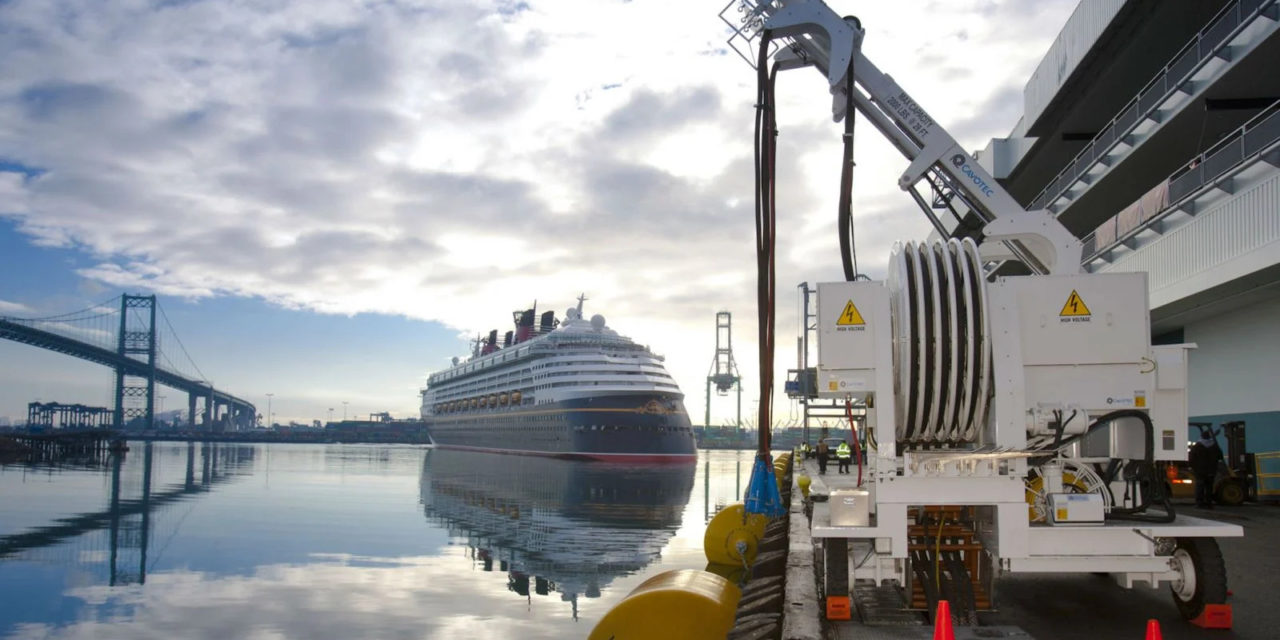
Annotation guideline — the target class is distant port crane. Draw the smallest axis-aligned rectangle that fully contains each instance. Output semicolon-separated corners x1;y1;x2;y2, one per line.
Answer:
704;311;742;429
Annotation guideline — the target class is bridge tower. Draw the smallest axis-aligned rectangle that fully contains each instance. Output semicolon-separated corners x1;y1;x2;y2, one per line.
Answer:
704;311;742;429
113;294;157;430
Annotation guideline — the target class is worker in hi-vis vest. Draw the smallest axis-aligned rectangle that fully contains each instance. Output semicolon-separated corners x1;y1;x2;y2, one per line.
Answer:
836;440;852;474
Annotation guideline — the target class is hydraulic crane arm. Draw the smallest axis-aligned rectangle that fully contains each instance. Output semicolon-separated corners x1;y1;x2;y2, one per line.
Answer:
723;0;1082;275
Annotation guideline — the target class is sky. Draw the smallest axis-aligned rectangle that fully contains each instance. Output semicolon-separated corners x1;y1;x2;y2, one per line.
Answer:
0;0;1078;426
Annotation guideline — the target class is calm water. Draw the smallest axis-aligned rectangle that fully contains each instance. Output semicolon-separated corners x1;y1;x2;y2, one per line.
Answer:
0;443;755;639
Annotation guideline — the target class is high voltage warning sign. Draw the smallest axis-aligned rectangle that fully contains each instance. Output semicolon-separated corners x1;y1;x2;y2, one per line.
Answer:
1059;290;1091;323
836;300;866;327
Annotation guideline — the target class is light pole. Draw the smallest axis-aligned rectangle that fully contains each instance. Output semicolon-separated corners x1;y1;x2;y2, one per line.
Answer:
328;407;334;423
342;401;348;421
266;393;274;428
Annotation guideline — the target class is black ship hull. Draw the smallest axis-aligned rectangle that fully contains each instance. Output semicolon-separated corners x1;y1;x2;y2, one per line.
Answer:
424;393;697;462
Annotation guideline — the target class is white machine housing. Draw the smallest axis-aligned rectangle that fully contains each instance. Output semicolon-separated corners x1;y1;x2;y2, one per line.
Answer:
811;271;1230;585
722;0;1244;600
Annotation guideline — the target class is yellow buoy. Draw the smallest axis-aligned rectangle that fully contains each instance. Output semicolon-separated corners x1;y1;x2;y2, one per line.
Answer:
588;569;741;640
703;502;768;567
797;474;812;498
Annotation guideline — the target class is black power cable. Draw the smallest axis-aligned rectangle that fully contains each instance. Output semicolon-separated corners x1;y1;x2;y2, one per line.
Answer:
1051;409;1176;523
837;56;859;281
754;31;778;455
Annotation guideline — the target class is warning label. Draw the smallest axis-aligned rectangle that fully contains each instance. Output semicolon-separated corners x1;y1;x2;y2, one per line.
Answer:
1059;290;1091;323
836;300;866;330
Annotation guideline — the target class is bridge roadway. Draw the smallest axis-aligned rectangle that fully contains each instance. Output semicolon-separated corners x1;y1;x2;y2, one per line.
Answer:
0;317;255;428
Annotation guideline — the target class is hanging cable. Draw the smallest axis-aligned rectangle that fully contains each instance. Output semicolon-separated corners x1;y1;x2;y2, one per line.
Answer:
837;56;860;280
845;398;863;487
743;29;786;520
754;29;779;455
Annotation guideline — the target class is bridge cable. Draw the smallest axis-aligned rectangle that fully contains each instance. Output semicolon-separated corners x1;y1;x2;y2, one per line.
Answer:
0;295;122;322
156;302;209;383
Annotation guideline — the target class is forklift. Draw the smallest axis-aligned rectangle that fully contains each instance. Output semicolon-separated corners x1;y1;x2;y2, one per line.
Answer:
1220;421;1254;504
1166;421;1253;505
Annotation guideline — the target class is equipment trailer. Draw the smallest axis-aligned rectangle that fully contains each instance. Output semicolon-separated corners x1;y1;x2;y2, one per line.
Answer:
721;0;1242;623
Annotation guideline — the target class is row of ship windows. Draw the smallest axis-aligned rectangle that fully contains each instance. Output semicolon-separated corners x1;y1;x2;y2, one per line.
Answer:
542;369;671;379
436;378;533;401
434;362;666;393
432;352;662;385
434;423;691;433
577;425;692;433
435;375;676;402
431;347;532;382
532;381;680;389
433;379;681;412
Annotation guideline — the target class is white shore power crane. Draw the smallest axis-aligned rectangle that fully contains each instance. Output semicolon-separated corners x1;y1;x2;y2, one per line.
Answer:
720;0;1242;622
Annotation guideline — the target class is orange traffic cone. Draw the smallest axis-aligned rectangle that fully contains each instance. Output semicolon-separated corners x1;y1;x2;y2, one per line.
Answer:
933;600;955;640
1144;618;1162;640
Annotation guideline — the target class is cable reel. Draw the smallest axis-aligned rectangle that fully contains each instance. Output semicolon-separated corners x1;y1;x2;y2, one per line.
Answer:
888;238;991;446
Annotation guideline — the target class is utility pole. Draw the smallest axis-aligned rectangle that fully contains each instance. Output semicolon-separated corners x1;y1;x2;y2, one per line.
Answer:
266;393;274;428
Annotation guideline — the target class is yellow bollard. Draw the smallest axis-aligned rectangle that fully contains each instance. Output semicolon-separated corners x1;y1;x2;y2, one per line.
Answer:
703;502;768;566
797;474;811;498
588;569;741;640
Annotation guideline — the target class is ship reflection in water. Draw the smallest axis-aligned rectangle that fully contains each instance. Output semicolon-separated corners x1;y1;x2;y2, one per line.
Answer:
420;449;696;616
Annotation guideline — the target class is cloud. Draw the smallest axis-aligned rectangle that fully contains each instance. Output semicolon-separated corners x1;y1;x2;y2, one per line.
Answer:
0;300;34;316
0;0;1078;423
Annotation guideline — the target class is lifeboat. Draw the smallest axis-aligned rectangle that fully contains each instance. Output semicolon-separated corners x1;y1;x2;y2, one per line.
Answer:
499;393;509;406
511;390;523;405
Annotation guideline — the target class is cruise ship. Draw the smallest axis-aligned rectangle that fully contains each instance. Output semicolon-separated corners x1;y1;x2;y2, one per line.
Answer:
419;296;697;461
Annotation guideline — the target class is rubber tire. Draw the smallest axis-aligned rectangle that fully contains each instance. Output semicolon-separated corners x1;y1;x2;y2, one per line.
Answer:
1216;479;1245;506
1170;538;1228;620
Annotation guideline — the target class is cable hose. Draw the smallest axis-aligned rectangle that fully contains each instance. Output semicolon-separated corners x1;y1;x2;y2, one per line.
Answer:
844;399;863;486
753;30;774;453
1048;409;1176;523
837;55;858;281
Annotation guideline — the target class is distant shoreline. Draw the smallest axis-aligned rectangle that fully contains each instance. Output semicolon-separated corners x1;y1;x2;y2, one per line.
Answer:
121;432;431;446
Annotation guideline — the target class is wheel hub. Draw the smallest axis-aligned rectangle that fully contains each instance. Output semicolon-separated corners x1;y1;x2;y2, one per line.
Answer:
1171;548;1197;601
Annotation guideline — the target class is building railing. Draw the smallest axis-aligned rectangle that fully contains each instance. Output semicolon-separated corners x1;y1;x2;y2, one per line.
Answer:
1081;99;1280;261
1030;0;1275;212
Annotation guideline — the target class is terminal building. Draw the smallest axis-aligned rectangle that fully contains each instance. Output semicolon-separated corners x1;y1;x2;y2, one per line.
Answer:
972;0;1280;450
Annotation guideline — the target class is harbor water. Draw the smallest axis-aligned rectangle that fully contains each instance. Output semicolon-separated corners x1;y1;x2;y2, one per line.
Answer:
0;443;757;639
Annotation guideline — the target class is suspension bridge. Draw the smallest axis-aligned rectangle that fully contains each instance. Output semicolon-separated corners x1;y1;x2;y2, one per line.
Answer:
0;294;255;431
